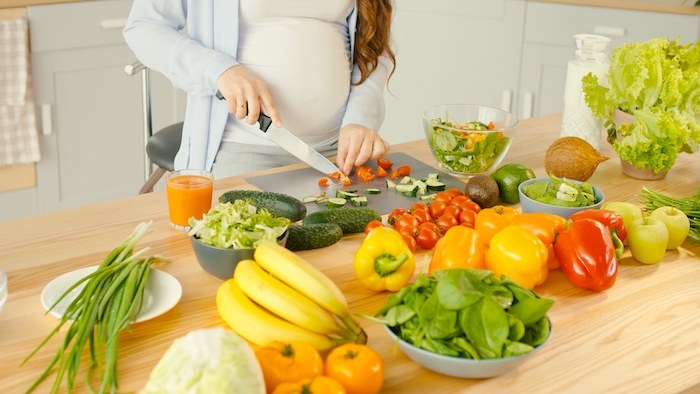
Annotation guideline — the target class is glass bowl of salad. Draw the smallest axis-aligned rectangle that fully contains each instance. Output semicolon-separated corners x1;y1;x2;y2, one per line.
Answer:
423;104;518;178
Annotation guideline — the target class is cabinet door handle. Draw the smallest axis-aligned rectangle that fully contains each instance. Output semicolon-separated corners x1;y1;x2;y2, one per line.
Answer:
521;92;533;120
501;89;512;113
101;18;128;30
41;103;52;136
593;25;625;37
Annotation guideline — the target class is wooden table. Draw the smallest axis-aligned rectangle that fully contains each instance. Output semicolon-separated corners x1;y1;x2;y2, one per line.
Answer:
1;113;699;394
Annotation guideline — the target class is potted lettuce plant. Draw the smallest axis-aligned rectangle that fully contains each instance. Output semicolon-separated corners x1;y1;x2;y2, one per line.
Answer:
582;37;700;179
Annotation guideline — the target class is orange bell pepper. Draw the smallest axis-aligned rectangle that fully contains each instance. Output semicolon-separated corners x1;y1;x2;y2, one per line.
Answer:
485;225;548;289
474;205;519;246
428;226;485;275
509;213;568;270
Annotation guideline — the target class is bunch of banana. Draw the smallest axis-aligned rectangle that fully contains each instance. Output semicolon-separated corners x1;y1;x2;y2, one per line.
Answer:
216;242;367;351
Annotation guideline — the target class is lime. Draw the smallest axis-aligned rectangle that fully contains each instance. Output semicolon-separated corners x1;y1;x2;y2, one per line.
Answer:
490;163;536;204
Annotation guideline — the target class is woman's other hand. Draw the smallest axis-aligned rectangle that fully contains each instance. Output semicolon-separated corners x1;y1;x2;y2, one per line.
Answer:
336;124;390;175
216;65;282;127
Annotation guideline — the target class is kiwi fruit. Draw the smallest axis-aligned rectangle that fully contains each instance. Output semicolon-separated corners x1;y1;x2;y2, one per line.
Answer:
465;175;500;208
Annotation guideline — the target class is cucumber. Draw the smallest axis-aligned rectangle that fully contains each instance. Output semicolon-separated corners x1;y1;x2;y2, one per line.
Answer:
327;198;347;208
425;178;446;192
336;190;359;198
386;180;397;189
302;207;382;234
285;223;343;251
364;188;381;194
302;196;318;203
219;190;306;222
350;196;368;207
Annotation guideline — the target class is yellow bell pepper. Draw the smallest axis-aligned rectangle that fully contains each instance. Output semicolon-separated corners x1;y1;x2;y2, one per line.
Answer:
354;226;416;292
485;225;548;289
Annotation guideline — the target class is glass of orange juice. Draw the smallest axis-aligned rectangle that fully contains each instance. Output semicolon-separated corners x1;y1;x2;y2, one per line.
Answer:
166;169;214;231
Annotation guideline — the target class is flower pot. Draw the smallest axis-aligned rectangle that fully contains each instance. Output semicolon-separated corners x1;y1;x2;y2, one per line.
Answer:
611;109;669;181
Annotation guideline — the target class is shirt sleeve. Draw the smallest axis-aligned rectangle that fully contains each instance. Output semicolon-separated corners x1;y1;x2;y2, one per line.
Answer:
122;0;238;96
340;52;393;133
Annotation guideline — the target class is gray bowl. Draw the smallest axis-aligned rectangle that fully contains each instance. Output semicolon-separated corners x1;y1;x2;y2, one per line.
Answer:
190;230;288;280
384;318;551;379
518;178;604;219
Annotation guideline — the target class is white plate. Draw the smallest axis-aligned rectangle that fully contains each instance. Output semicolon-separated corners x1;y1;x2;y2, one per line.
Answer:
41;266;182;324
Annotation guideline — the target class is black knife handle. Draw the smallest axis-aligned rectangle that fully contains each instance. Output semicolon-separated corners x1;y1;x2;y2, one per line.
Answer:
215;90;271;132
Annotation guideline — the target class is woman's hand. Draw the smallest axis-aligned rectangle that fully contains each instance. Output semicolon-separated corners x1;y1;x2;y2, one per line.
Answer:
336;124;390;175
216;65;282;127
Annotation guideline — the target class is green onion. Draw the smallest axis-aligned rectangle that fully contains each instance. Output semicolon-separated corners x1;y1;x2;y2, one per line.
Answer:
640;186;700;244
21;221;169;394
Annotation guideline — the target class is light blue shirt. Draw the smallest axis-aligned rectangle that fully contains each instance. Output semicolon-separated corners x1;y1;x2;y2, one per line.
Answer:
123;0;392;171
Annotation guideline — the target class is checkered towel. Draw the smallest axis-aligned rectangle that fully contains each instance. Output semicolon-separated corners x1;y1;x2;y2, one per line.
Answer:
0;17;40;167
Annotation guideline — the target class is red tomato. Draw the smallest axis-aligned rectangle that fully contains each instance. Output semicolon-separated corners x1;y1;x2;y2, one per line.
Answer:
449;195;471;206
443;205;462;219
458;200;482;213
435;214;459;234
387;208;408;226
399;225;419;238
429;200;447;219
395;214;419;232
458;209;477;228
377;157;394;169
376;166;387;178
364;220;384;236
410;202;429;213
419;221;440;234
389;170;400;180
400;233;417;252
396;165;411;176
433;192;453;204
416;228;440;249
412;209;433;225
445;188;464;198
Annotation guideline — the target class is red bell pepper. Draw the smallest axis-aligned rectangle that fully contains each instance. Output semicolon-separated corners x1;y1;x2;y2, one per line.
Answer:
554;218;618;292
569;210;626;258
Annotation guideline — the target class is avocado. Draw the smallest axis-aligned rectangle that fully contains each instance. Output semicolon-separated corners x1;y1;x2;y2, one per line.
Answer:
465;175;500;208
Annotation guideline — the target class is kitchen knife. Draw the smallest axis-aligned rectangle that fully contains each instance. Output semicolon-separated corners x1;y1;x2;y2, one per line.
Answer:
216;91;344;177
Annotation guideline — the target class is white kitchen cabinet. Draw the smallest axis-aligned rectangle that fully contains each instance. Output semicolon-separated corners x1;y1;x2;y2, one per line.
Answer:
27;0;184;215
518;2;700;119
381;0;526;144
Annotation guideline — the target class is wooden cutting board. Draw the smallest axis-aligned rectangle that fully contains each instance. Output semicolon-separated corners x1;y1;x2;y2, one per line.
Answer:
244;152;468;215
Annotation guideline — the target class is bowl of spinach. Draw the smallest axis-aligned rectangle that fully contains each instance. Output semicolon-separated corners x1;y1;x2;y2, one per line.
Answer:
365;269;553;379
423;104;518;178
518;174;605;219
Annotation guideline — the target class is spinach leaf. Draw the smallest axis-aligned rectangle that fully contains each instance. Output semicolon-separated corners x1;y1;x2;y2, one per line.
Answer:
419;293;459;339
421;337;460;357
503;340;534;358
435;269;483;310
507;298;555;326
403;290;427;314
452;337;480;360
507;314;525;342
461;297;509;359
521;316;551;347
502;278;539;302
375;286;411;317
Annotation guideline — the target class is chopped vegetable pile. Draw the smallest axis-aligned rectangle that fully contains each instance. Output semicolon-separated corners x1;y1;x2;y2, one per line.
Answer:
427;117;510;174
188;199;290;249
363;269;554;360
522;174;598;207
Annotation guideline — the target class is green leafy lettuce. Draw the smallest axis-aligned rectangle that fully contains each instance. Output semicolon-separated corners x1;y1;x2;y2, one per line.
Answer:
188;199;290;249
362;269;554;360
582;37;700;172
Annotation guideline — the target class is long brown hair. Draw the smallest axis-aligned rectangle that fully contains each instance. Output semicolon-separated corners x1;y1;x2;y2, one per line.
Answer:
354;0;396;86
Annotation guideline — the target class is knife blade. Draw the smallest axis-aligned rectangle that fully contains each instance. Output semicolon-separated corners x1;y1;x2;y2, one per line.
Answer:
216;90;344;177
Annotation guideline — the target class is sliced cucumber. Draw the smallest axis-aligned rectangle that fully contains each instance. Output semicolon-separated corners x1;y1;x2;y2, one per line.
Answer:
327;198;347;209
385;180;397;189
336;190;359;199
419;193;437;201
364;188;381;194
302;196;318;203
400;176;413;185
315;197;329;204
350;196;368;207
412;180;427;196
427;173;440;179
425;178;446;192
395;184;418;197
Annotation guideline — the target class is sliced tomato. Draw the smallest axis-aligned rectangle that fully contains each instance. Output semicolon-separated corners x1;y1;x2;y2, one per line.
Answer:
341;176;352;186
396;165;411;176
318;178;329;186
356;166;375;182
376;166;387;178
377;157;394;169
389;170;400;180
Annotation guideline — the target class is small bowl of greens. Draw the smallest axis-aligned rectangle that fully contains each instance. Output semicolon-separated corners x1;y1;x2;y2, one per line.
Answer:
367;269;553;379
423;104;518;178
188;199;290;280
518;174;604;219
